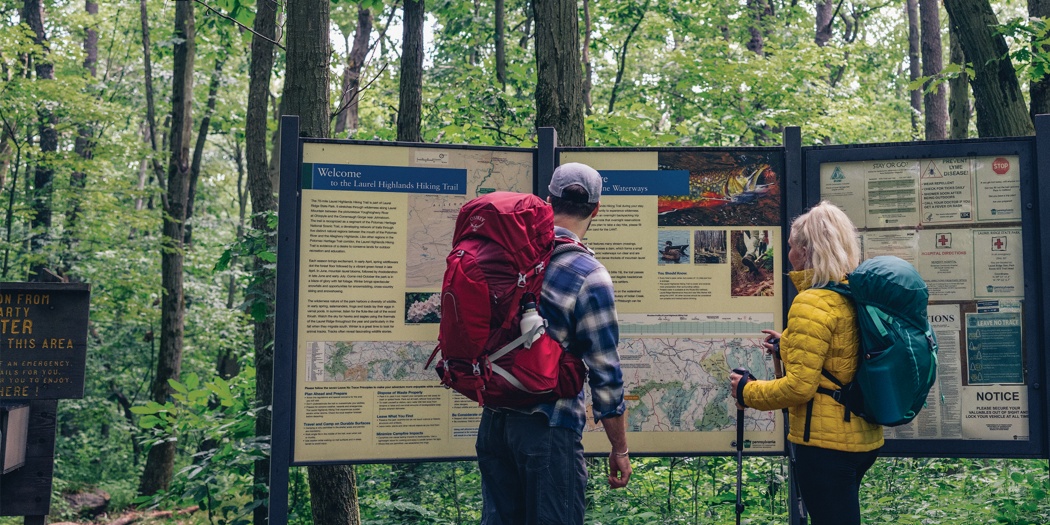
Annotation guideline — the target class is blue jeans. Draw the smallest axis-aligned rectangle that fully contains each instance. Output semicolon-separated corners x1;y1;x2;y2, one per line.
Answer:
476;408;586;525
793;444;880;525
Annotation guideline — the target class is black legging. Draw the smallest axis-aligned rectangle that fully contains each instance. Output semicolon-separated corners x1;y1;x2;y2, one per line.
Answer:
793;444;880;525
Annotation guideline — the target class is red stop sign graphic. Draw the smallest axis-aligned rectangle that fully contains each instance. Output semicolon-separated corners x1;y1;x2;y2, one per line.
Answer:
992;157;1010;174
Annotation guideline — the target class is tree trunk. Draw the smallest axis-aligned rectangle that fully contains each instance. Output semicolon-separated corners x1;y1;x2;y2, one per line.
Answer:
219;134;245;379
64;0;98;273
285;0;332;139
245;0;279;522
815;0;834;46
185;58;224;246
496;0;507;89
24;0;56;280
608;2;647;114
285;0;361;521
4;139;22;277
139;0;167;193
1031;0;1050;119
139;0;194;496
335;7;373;137
308;467;361;525
398;0;424;142
920;0;947;139
948;19;970;139
389;1;427;513
533;0;585;145
907;0;922;137
581;0;592;114
745;0;771;56
943;0;1034;137
0;127;10;192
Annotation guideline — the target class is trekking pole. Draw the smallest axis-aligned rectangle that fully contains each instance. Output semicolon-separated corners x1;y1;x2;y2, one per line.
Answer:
732;367;755;525
735;403;745;525
770;340;808;525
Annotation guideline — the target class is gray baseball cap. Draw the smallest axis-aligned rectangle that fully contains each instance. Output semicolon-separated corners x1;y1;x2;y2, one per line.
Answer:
548;162;602;203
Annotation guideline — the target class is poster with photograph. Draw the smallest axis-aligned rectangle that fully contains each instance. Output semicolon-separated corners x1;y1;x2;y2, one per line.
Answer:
560;149;785;454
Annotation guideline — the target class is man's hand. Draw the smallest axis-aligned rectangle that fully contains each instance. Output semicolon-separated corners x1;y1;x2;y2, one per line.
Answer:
607;452;632;488
600;414;631;488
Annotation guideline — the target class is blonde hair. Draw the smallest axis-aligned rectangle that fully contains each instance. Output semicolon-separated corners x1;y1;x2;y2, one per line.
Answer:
789;201;861;287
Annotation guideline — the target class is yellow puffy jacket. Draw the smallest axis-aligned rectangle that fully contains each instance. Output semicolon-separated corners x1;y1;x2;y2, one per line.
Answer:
742;270;883;452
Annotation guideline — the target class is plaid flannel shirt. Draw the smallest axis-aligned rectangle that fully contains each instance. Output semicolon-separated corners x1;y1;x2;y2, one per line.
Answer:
523;227;626;434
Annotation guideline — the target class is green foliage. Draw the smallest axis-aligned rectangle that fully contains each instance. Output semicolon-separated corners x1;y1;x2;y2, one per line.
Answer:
345;456;1050;524
131;368;266;525
1;1;1048;524
999;16;1050;82
216;211;276;322
355;462;483;524
861;457;1050;524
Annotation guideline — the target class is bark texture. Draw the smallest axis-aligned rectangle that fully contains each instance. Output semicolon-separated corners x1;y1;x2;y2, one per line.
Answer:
397;0;424;142
815;0;834;46
533;0;585;145
948;19;970;139
25;0;56;279
943;0;1034;136
284;0;332;139
920;0;947;139
245;0;279;524
65;0;99;271
140;0;194;496
186;58;223;246
335;7;373;137
907;0;923;136
1031;0;1050;119
285;0;361;521
496;0;507;88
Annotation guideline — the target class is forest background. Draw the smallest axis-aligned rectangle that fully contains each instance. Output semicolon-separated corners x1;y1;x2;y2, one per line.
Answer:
0;0;1048;523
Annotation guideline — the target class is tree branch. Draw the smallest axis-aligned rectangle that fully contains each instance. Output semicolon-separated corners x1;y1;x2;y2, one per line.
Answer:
192;0;285;50
331;63;388;122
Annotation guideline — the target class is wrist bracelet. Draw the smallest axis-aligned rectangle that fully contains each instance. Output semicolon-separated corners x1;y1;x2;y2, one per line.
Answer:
613;449;629;458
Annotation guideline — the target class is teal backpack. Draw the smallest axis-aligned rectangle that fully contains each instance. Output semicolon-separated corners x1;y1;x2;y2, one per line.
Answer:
817;256;939;428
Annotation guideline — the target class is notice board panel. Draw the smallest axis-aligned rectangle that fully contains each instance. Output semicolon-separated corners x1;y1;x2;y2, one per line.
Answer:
804;138;1045;458
0;283;90;401
286;139;537;464
556;147;787;456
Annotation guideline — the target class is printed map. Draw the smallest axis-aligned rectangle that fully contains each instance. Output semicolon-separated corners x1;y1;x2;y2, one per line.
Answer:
586;337;778;433
405;149;534;288
308;335;777;434
306;341;435;382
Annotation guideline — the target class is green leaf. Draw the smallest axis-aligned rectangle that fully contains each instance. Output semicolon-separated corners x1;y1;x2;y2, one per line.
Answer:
130;405;156;415
215;249;233;271
138;415;163;428
185;372;200;390
169;378;189;394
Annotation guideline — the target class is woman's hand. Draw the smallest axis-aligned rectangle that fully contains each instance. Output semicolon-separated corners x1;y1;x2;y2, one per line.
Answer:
729;372;746;410
760;329;782;355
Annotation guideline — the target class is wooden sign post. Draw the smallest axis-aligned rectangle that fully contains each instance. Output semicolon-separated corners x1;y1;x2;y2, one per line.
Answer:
0;283;91;524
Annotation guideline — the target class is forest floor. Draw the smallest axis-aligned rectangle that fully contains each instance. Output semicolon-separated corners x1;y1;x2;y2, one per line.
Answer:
51;505;200;525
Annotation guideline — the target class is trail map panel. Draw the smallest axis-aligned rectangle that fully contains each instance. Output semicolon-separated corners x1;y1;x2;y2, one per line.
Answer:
561;149;786;454
293;143;533;463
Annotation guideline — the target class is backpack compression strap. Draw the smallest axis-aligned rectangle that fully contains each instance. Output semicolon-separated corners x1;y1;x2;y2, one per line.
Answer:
803;369;853;443
485;238;591;394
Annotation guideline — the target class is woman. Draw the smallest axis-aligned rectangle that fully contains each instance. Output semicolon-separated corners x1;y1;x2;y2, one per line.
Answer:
730;201;882;525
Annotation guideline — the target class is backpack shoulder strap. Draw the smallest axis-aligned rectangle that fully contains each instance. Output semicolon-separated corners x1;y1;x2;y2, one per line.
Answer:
551;236;591;259
812;282;858;423
820;281;852;298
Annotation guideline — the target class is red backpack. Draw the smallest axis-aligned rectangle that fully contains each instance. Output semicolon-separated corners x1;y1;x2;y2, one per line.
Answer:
426;191;587;407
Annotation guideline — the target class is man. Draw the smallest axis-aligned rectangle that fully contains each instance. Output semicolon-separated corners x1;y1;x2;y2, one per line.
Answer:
475;162;631;525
